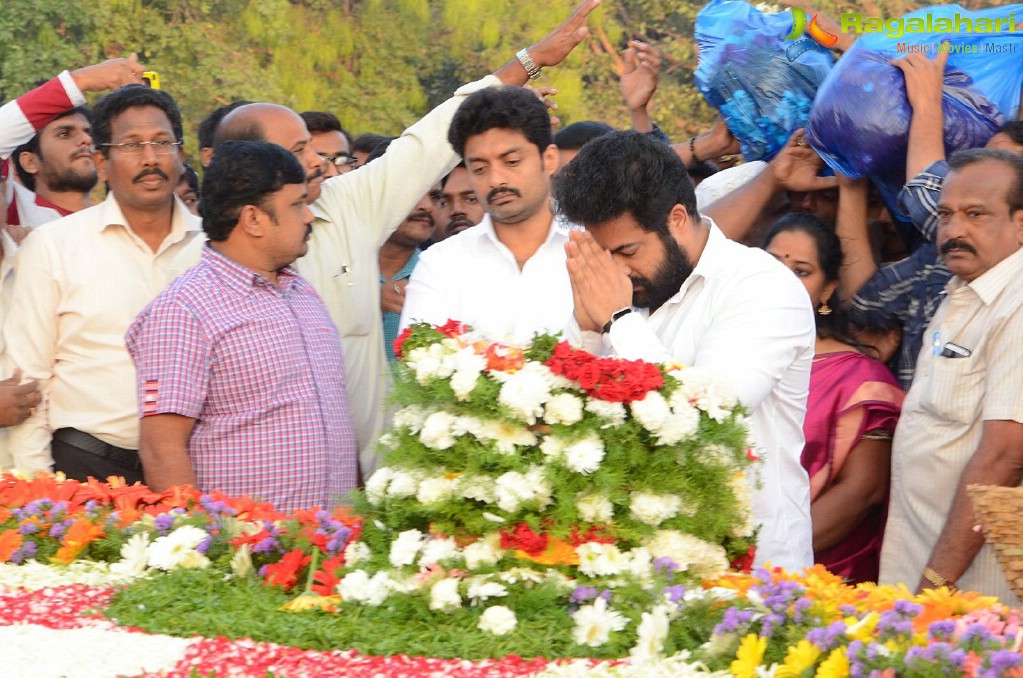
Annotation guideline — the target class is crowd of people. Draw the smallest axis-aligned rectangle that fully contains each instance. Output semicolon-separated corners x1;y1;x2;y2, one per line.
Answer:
1;0;1022;603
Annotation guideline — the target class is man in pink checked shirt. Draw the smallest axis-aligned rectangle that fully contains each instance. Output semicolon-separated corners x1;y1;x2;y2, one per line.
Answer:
126;141;356;511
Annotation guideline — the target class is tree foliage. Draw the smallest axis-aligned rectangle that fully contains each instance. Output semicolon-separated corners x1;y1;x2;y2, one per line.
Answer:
0;0;1012;164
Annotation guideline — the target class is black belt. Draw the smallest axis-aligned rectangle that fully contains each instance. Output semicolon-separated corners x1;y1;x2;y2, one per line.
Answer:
52;428;143;471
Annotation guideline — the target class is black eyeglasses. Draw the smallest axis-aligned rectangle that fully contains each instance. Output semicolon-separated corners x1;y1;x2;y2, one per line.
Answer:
318;152;358;169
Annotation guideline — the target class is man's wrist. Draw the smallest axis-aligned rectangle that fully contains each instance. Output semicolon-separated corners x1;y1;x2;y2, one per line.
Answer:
923;566;959;592
601;306;634;334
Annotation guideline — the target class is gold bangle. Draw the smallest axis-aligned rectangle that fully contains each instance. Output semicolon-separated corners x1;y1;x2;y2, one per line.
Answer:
923;566;959;592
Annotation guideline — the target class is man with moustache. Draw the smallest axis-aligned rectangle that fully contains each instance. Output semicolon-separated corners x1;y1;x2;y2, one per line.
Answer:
879;148;1023;604
399;86;574;341
380;192;438;362
193;0;598;479
127;142;355;510
553;131;815;572
3;85;202;479
429;163;485;244
0;56;141;228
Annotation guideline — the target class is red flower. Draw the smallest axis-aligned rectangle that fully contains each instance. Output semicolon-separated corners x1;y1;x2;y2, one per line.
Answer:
393;326;414;359
575;362;602;390
499;523;548;556
311;555;346;597
263;549;312;591
436;319;468;338
730;546;756;574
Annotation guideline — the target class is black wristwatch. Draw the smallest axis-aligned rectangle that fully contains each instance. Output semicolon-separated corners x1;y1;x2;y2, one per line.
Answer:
601;306;634;334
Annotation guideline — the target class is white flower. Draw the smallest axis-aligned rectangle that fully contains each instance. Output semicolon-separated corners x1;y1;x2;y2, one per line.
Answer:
389;529;425;568
449;348;488;400
630;604;671;661
365;467;393;505
701;443;742;471
576;493;614;523
563;436;605;475
429;577;463;612
630;391;671;433
463;534;504;569
539;436;566;458
408;343;457;384
392;404;430;433
466;577;509;604
418;537;461;566
632;390;699;445
629;492;684;526
419;411;459;450
478;419;537;454
497;361;555;424
644;530;729;580
386;470;421;498
544;392;584;426
229;542;253;578
146;525;211;571
572;597;628;647
494;472;529;513
497;567;546;585
458;474;497;504
416;475;456;505
343;540;372;566
729;473;755;538
576;542;628;577
481;512;507;523
109;532;150;577
524;465;553;510
676;368;739;422
655;405;701;446
338;570;393;606
585;398;627;425
478;605;518;635
624;546;654;581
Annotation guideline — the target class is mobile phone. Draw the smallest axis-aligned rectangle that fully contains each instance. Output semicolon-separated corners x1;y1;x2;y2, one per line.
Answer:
142;71;161;89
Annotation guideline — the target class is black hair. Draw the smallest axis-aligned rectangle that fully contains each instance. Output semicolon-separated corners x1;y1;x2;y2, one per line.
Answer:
552;130;699;233
364;137;394;165
198;101;252;151
948;147;1023;214
762;213;877;356
300;111;353;146
440;161;467;189
687;159;720;182
448;86;552;158
995;120;1023;147
91;85;183;155
352;132;394;155
553;121;614;151
199;141;305;241
179;163;200;192
12;107;91;191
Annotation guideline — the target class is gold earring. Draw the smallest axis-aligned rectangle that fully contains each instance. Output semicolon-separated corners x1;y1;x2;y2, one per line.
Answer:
817;301;832;316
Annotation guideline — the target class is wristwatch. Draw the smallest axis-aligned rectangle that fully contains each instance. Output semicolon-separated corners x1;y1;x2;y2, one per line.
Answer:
516;48;542;81
601;307;634;334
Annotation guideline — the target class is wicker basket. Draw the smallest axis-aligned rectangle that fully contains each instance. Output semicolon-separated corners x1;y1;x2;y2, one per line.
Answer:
967;484;1023;602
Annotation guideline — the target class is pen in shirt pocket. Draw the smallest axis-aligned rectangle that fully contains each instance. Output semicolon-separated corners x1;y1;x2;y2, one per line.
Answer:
940;342;972;359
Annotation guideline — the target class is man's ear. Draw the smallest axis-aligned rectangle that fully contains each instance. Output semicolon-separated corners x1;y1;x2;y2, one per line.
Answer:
542;143;560;177
1014;208;1023;246
237;204;266;238
18;151;41;178
93;150;108;183
667;203;691;238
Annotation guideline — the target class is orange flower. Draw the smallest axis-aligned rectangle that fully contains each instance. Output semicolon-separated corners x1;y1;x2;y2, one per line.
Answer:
516;535;579;566
52;518;105;564
263;549;312;591
0;529;24;562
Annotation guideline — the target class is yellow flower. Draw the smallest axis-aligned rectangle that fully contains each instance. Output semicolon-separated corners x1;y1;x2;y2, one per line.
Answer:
845;611;880;643
280;592;341;613
775;639;822;677
730;633;767;678
816;647;851;678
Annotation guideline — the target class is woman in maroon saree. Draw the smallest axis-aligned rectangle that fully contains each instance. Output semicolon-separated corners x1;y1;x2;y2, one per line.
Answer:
764;214;903;583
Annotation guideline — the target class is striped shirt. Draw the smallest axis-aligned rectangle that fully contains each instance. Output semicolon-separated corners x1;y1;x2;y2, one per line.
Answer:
879;245;1023;604
126;246;357;511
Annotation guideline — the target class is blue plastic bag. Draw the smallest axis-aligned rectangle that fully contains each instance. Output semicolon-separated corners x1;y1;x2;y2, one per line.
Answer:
695;0;835;161
806;4;1023;220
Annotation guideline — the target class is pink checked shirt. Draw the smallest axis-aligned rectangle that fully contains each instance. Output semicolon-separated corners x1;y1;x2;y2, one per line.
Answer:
126;246;358;510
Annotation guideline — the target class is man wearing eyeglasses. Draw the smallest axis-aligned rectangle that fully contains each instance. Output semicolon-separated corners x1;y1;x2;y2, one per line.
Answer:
3;85;202;481
300;111;358;177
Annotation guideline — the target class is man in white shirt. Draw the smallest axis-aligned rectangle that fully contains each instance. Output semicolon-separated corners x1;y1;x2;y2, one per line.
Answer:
4;85;202;480
193;1;599;480
553;131;815;571
399;86;574;344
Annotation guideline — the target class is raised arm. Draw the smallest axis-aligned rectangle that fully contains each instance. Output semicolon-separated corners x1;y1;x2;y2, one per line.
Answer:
619;40;661;134
834;174;877;304
892;48;948;182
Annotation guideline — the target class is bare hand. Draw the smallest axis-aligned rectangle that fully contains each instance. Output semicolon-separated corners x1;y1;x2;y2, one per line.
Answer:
0;370;41;428
71;53;144;93
702;116;741;160
768;129;838;193
565;230;632;332
524;85;561;128
528;0;601;69
381;280;407;315
620;40;661;113
891;47;948;111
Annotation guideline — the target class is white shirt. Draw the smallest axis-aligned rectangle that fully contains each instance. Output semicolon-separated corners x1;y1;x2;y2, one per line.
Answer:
3;193;202;470
581;220;815;571
0;229;19;470
173;76;500;481
399;213;575;343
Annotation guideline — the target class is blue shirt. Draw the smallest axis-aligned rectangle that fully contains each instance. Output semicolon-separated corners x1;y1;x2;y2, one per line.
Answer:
380;248;420;363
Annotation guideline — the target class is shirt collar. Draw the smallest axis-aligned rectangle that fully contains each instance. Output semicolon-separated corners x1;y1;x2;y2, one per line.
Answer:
201;244;300;296
97;192;201;241
662;217;724;306
480;211;565;250
947;245;1023;305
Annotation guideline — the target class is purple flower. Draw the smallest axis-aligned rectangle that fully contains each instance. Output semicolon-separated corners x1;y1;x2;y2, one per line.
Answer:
982;650;1023;677
49;521;68;540
806;621;847;651
196;536;213;555
153;513;175;536
928;619;956;641
253;536;280;554
326;527;353;556
960;622;995;646
10;540;37;564
714;606;755;635
663;585;687;604
759;611;786;638
597;589;613;602
18;522;39;535
569;586;598;604
653;557;680;576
